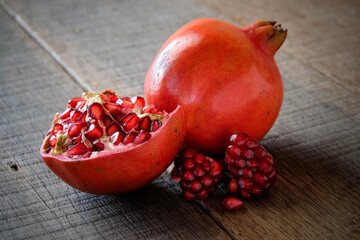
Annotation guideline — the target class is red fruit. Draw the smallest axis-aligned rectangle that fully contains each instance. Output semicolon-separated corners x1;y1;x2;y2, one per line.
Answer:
145;19;287;157
40;90;185;195
222;196;244;211
171;148;224;201
225;133;276;198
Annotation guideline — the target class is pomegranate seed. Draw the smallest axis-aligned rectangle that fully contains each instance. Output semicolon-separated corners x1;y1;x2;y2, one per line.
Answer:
150;120;161;131
183;190;196;201
79;111;87;122
49;135;57;148
201;175;213;188
228;178;238;194
222;196;244;211
110;131;126;145
68;97;84;108
211;161;222;178
117;98;134;108
68;122;87;138
143;104;158;114
104;102;122;115
85;124;103;140
196;189;208;200
70;110;82;122
190;180;202;193
88;102;104;120
92;139;105;151
227;145;241;157
183;158;195;170
106;122;122;136
121;113;139;132
109;95;118;103
113;113;125;123
52;124;63;135
123;132;138;145
68;142;89;156
59;108;72;119
72;135;82;144
134;131;151;144
181;171;195;182
100;94;111;102
102;115;113;127
137;116;151;131
133;96;145;108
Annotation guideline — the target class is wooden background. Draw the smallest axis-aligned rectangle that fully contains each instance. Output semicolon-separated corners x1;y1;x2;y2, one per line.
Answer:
1;0;359;239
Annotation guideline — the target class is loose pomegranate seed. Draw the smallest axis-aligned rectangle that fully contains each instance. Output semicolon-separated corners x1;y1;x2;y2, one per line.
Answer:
104;102;122;115
85;124;103;140
68;142;89;156
68;97;84;108
137;116;151;131
88;103;104;120
222;196;244;211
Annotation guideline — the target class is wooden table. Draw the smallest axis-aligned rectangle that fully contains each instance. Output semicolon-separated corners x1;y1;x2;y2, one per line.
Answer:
1;0;359;239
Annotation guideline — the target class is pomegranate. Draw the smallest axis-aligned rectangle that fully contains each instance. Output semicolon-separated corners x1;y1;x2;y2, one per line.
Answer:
171;148;224;200
40;90;185;194
222;196;244;211
144;18;287;157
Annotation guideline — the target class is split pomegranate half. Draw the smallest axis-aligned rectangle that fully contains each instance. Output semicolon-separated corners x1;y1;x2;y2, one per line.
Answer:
40;89;185;195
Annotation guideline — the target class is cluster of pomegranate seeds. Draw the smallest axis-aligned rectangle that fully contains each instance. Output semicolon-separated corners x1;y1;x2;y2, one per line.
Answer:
170;133;276;211
171;148;224;201
225;133;276;198
44;90;166;158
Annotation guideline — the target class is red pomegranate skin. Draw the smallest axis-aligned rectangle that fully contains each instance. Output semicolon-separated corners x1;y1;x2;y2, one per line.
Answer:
144;19;287;157
40;105;185;195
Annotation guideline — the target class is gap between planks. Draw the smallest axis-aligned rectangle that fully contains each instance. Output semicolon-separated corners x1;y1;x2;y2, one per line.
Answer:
0;0;94;93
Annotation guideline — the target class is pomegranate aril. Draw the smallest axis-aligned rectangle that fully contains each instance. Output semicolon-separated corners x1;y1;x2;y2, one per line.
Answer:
110;131;126;145
222;196;244;211
68;97;84;108
92;139;105;151
49;135;57;148
134;131;151;144
228;178;238;194
182;158;195;170
190;180;202;193
106;122;122;136
109;95;118;103
88;102;104;120
85;124;103;140
52;124;63;135
196;189;208;200
59;108;72;120
183;190;196;201
133;96;145;108
210;161;222;178
100;94;111;102
104;102;122;115
72;135;82;144
68;142;89;156
79;111;87;122
70;110;82;122
121;113;139;132
68;122;87;138
181;171;195;182
143;104;158;114
137;116;151;131
201;175;213;188
102;115;112;127
117;98;134;108
123;132;138;145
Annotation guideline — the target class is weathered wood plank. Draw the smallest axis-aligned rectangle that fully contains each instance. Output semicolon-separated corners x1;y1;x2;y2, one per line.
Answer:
0;7;231;240
1;0;360;239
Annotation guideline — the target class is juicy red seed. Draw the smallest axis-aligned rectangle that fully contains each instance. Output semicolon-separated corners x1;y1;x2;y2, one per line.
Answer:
247;159;258;170
120;113;134;125
122;114;139;132
137;116;151;131
79;111;87;122
52;124;63;135
102;115;113;127
134;131;151;144
143;104;158;114
113;113;125;122
180;179;188;189
194;167;205;177
150;120;161;131
254;172;268;187
224;155;234;165
85;124;103;140
72;135;82;144
59;108;72;119
70;110;82;122
110;131;126;145
239;168;252;178
109;95;118;103
92;139;105;150
181;171;195;182
190;180;202;193
230;133;247;146
196;189;208;200
202;160;211;172
210;161;222;178
201;175;213;188
68;122;87;138
263;155;274;165
49;135;57;148
100;94;111;102
104;102;122;115
182;150;195;158
117;98;134;108
195;153;206;164
238;178;252;192
222;197;244;211
228;178;238;194
68;97;84;108
246;138;259;148
68;142;89;156
252;187;263;196
182;158;195;170
241;190;251;198
133;96;145;108
106;122;121;136
241;149;254;159
259;160;272;172
88;103;104;120
227;145;241;157
123;132;138;145
183;190;196;201
254;146;267;157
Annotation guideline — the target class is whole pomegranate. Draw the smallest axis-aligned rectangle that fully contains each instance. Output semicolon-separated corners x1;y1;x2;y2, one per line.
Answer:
40;90;185;194
144;19;287;157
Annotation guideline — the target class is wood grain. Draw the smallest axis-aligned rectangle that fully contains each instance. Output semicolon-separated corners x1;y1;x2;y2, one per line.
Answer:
0;6;230;240
1;0;359;239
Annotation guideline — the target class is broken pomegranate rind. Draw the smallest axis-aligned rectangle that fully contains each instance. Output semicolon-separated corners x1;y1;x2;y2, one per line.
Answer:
43;90;169;159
